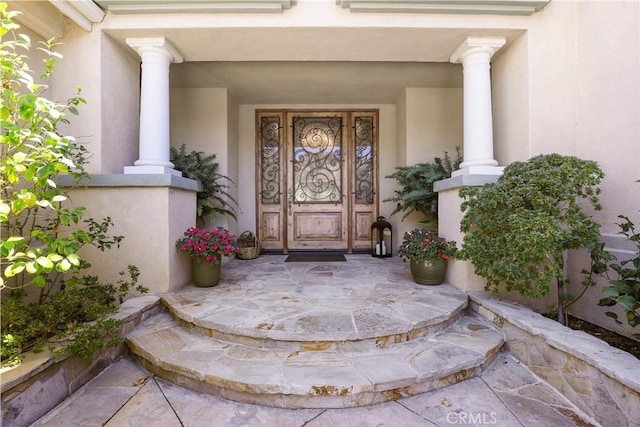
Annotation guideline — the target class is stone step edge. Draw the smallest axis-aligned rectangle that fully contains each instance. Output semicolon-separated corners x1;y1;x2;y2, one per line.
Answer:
161;298;468;351
173;309;465;352
126;313;504;409
131;353;493;409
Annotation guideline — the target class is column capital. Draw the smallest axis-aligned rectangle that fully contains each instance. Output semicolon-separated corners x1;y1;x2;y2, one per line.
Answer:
125;37;184;64
450;37;506;64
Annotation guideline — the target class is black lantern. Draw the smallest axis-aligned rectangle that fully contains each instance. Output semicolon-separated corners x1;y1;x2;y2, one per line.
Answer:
371;216;392;258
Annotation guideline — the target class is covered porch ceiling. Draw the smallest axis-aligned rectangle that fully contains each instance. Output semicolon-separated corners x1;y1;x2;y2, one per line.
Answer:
109;25;524;104
169;61;463;104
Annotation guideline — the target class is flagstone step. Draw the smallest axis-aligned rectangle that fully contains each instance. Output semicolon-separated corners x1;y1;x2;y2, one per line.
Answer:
126;311;504;408
160;282;469;351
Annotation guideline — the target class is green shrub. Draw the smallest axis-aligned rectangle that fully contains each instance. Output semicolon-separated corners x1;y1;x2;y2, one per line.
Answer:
0;6;146;366
1;267;142;364
458;154;607;325
599;214;640;337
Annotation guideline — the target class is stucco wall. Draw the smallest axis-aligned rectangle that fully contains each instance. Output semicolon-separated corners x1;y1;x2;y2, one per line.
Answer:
65;184;195;294
404;88;463;164
53;21;103;174
492;32;529;164
495;0;640;232
226;94;240;235
571;1;640;234
377;105;399;228
100;33;141;173
491;0;640;335
394;88;463;244
170;87;229;157
395;89;408;172
237;104;258;235
170;87;235;230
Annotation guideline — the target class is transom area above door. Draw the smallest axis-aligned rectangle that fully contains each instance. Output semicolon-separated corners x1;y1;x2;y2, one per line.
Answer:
256;110;379;253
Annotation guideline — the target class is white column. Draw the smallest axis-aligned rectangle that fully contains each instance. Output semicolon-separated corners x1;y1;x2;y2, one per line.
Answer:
125;38;183;175
450;37;506;175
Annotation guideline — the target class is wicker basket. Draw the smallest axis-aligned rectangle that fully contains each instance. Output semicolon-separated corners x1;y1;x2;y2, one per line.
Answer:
237;231;260;260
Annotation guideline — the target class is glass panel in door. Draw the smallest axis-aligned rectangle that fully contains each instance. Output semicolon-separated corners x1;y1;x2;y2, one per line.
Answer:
287;113;348;250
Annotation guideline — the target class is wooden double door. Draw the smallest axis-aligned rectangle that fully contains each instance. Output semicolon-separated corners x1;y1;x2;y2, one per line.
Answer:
256;110;379;253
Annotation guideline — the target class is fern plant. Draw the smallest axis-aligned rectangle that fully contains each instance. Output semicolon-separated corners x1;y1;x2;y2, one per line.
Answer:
170;144;238;225
385;146;462;222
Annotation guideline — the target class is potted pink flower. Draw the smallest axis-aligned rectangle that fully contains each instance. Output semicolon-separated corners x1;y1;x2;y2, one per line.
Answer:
175;227;239;287
397;228;457;285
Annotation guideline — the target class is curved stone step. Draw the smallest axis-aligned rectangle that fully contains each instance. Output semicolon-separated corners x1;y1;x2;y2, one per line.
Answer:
127;312;504;408
161;282;468;351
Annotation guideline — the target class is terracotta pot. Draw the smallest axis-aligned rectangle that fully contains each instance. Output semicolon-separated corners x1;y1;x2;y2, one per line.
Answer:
191;259;221;287
410;258;447;285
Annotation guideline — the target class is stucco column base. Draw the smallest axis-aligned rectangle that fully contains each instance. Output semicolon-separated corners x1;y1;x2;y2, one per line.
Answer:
58;174;198;294
124;165;182;176
452;165;504;177
435;174;502;292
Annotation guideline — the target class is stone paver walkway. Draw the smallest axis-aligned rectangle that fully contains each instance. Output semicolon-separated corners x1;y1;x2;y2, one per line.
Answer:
162;256;470;345
128;255;505;408
34;352;596;426
32;255;599;426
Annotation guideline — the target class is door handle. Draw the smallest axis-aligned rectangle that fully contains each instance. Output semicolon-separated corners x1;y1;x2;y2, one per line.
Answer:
288;195;293;216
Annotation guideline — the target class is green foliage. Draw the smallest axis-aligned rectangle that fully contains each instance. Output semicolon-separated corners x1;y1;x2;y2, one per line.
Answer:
385;147;462;221
0;8;146;365
1;7;87;291
170;144;238;225
599;214;640;336
434;147;463;177
458;154;605;309
1;267;144;365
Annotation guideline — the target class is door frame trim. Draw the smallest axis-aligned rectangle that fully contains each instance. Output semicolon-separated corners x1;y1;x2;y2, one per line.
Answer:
256;108;379;253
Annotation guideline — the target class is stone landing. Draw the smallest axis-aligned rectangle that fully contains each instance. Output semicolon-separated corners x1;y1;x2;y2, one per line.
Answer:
127;255;504;408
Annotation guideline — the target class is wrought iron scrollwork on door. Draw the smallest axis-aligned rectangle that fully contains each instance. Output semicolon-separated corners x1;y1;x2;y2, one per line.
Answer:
291;116;343;205
354;116;374;204
260;116;281;205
